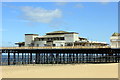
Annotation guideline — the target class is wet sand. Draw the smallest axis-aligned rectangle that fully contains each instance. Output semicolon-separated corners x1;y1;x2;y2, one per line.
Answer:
2;63;118;78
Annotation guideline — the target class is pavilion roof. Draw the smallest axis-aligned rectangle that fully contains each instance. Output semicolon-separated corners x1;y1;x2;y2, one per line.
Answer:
46;31;78;35
112;32;120;36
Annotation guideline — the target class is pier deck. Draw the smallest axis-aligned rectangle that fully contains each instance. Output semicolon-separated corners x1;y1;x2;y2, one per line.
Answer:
0;46;110;49
0;46;120;65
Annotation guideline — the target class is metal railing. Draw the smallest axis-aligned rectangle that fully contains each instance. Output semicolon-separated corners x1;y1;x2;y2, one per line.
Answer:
0;46;110;49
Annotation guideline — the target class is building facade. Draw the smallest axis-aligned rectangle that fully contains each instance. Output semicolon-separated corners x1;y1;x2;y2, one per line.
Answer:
110;33;120;48
15;31;108;47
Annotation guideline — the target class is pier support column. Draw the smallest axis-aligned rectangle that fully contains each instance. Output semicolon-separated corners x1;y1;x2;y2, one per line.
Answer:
46;53;49;64
56;53;59;64
25;53;26;64
117;53;120;63
72;53;75;64
13;52;16;65
59;53;60;64
78;53;80;63
35;53;39;64
8;52;10;65
30;53;32;64
76;53;78;63
38;53;40;64
28;53;29;64
51;53;54;64
18;53;19;64
66;53;68;64
115;53;118;63
105;53;107;63
93;53;95;63
44;53;45;64
22;53;24;64
79;53;81;63
89;53;91;63
86;53;88;63
69;54;72;64
101;53;104;63
83;53;84;63
0;52;2;65
63;53;65;64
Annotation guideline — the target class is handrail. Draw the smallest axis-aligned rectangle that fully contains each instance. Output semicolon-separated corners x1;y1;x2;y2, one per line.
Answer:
0;46;110;49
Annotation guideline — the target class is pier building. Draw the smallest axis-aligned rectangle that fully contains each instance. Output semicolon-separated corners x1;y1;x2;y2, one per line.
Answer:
15;31;108;47
110;33;120;48
0;32;120;65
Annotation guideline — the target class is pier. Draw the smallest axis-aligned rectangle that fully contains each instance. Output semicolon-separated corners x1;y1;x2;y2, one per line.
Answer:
0;46;120;65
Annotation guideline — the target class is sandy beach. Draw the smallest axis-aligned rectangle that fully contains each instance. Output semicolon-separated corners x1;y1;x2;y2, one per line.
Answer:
1;63;118;78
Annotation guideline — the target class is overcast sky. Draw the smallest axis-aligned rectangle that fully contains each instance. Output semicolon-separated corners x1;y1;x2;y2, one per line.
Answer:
1;2;118;47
